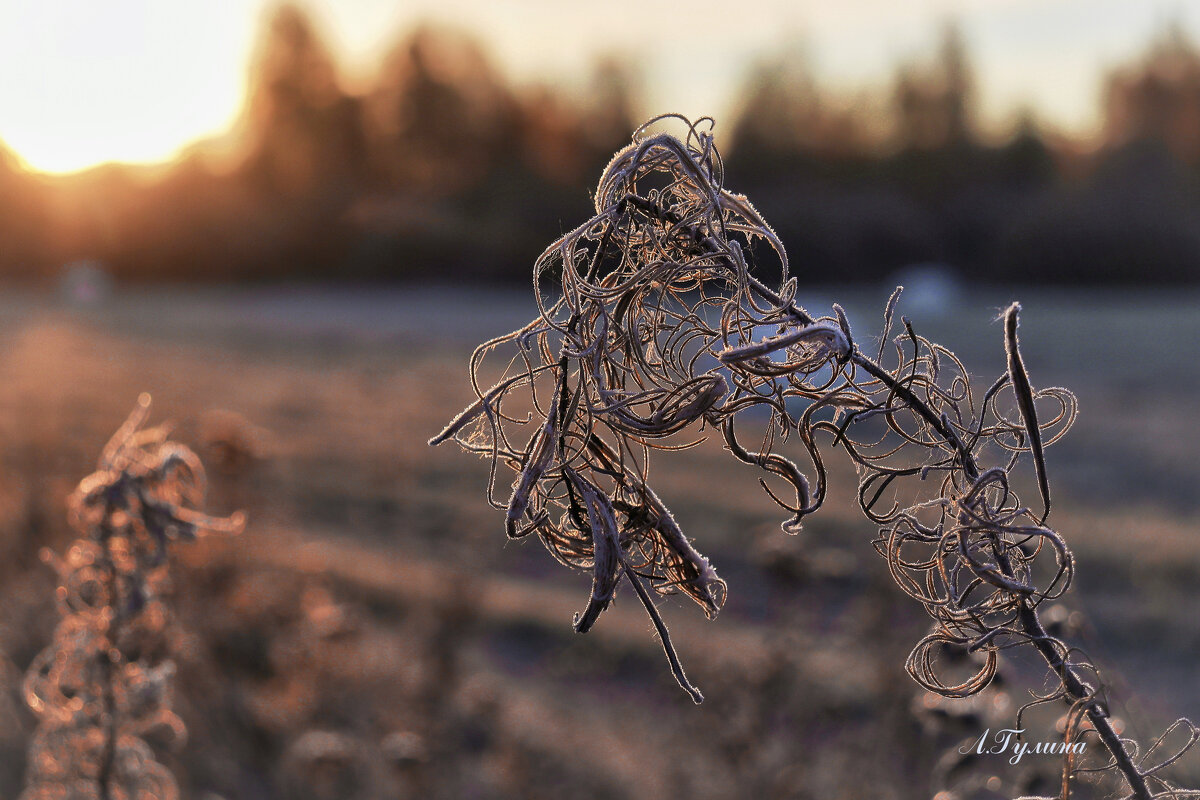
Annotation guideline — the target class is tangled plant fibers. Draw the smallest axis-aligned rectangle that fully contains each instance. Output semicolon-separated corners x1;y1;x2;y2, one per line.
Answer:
431;115;1197;798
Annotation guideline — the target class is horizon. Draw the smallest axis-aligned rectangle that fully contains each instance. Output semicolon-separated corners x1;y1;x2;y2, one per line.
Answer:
1;0;1198;176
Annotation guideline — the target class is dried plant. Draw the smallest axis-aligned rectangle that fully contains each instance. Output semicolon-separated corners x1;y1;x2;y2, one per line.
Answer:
22;394;244;800
432;115;1199;798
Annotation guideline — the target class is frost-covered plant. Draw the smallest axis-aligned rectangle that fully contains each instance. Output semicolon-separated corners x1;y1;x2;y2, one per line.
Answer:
22;394;244;800
431;115;1198;798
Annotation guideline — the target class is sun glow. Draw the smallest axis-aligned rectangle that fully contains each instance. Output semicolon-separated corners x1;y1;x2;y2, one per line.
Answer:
0;0;1195;174
0;0;256;174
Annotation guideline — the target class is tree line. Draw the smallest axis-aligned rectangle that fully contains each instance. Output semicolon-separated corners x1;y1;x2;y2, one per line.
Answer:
2;7;1199;285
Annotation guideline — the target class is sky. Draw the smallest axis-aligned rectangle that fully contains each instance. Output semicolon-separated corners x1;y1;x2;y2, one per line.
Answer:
0;0;1197;174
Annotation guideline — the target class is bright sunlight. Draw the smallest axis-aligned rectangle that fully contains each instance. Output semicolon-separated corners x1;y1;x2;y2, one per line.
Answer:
0;0;255;173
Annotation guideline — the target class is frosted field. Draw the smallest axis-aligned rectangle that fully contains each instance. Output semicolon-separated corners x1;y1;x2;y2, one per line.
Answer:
0;283;1196;798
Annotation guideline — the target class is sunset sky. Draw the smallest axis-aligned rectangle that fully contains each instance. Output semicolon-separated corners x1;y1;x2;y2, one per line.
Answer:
1;0;1197;174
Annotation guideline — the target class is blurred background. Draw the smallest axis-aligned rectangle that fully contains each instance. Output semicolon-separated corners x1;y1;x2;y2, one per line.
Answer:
0;1;1199;798
2;0;1200;285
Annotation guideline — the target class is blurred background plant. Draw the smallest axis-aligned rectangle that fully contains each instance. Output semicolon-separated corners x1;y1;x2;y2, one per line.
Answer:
20;396;243;800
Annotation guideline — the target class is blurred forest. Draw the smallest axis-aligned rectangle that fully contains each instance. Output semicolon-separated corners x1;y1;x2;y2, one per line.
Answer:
3;6;1200;285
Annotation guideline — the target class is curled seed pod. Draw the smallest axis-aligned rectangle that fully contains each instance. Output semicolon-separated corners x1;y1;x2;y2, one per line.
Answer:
718;321;848;369
639;484;726;618
506;378;561;538
563;467;621;634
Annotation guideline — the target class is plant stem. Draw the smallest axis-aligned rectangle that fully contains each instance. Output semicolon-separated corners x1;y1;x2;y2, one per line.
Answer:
97;513;118;800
